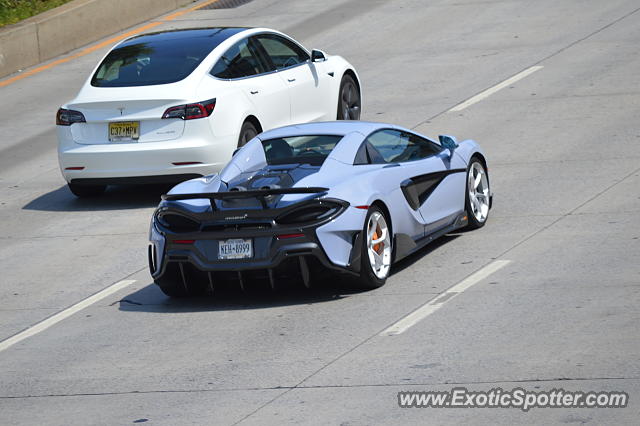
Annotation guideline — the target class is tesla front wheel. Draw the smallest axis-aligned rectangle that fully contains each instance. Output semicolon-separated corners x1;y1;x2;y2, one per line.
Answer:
237;120;258;148
337;74;361;120
68;183;106;197
465;159;490;229
355;206;392;289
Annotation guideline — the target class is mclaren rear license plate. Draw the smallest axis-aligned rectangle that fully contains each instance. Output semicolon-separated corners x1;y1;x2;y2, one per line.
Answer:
218;239;252;260
109;121;139;142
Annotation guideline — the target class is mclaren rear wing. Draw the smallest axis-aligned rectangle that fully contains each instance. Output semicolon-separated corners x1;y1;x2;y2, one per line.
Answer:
161;187;329;210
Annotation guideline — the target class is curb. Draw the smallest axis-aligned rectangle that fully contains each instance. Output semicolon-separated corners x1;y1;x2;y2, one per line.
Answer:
0;0;194;80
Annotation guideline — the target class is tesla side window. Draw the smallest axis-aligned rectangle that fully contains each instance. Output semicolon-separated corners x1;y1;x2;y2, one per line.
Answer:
362;130;444;164
254;34;310;70
210;39;267;79
261;135;343;166
92;38;214;87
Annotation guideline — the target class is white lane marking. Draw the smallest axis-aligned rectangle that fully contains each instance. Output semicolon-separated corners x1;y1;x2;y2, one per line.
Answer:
381;260;511;336
0;280;136;353
448;66;543;112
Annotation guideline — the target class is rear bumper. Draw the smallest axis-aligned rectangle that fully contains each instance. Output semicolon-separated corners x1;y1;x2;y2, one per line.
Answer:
148;202;366;289
149;230;358;291
70;174;203;186
150;229;355;277
58;130;235;183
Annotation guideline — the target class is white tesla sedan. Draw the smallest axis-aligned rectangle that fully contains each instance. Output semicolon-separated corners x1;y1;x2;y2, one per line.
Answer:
56;27;362;196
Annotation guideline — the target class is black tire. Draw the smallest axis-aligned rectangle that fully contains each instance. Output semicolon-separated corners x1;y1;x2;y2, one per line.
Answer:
67;183;106;197
337;74;361;120
155;278;188;298
237;120;259;148
465;158;490;230
354;205;392;289
154;263;208;298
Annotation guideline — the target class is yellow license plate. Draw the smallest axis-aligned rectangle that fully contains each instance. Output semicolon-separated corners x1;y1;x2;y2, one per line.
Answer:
109;121;139;141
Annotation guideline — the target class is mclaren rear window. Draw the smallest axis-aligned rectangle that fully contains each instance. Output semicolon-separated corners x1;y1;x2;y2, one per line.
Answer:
91;28;245;87
262;135;343;166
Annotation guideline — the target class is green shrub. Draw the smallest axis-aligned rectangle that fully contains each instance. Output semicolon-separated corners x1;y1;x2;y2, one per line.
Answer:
0;0;73;27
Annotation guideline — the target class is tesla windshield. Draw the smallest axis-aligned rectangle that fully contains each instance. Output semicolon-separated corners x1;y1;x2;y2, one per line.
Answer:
91;28;246;87
261;135;343;166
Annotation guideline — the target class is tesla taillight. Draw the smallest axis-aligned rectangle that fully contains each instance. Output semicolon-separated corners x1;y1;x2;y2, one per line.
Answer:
162;98;216;120
56;108;86;126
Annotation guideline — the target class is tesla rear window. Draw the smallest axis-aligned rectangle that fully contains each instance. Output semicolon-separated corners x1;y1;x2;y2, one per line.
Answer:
91;28;245;87
262;135;343;166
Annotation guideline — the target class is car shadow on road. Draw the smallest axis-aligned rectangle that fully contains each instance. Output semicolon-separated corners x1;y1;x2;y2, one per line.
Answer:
22;184;173;212
117;234;462;313
117;276;364;313
390;234;461;276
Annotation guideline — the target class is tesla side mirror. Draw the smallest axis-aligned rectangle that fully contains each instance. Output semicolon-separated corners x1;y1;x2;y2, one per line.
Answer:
439;135;458;154
311;49;326;62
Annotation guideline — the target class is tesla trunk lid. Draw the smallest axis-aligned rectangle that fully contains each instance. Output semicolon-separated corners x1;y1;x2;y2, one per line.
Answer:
67;99;187;144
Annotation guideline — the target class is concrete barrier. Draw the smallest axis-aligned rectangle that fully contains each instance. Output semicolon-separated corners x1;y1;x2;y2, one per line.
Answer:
0;0;193;79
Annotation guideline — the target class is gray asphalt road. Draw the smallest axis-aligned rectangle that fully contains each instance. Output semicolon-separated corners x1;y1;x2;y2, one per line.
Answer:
1;0;639;424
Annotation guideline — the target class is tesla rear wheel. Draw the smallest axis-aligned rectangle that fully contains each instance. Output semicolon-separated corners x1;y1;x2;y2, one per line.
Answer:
465;159;490;229
337;75;361;120
237;120;258;148
355;206;392;289
68;183;106;197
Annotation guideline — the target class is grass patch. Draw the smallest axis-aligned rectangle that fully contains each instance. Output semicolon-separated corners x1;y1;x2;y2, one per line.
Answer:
0;0;74;28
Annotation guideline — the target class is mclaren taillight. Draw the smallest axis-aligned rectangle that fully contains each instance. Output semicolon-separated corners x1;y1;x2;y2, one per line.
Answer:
275;200;347;225
56;108;86;126
162;98;216;120
156;213;200;233
277;233;305;240
174;240;195;245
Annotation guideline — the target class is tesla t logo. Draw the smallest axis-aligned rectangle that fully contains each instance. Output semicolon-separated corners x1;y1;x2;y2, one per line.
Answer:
117;107;125;116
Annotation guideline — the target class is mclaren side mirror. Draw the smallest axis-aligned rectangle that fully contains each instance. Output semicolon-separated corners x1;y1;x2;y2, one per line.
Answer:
439;135;458;155
311;49;327;62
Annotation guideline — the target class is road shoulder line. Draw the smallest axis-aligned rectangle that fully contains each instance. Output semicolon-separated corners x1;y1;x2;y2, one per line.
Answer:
0;279;137;353
381;260;511;336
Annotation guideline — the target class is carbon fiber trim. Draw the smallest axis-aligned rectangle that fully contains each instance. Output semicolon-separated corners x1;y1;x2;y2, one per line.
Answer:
400;169;466;210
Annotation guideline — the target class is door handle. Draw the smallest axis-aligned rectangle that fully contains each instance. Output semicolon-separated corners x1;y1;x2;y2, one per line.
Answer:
383;163;401;168
250;90;259;95
287;78;296;82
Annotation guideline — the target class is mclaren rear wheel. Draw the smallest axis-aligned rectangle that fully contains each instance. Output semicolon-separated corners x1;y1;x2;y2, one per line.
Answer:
154;263;207;298
355;205;392;289
68;183;106;197
465;158;490;229
155;277;188;298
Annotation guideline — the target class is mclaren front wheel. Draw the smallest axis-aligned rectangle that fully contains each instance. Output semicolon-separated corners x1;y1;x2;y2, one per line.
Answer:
465;158;490;229
355;205;392;289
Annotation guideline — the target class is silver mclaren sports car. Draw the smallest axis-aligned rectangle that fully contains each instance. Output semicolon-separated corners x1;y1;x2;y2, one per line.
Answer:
148;121;492;296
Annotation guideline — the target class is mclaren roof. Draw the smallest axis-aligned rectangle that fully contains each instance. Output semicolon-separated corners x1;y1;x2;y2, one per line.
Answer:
257;121;405;140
